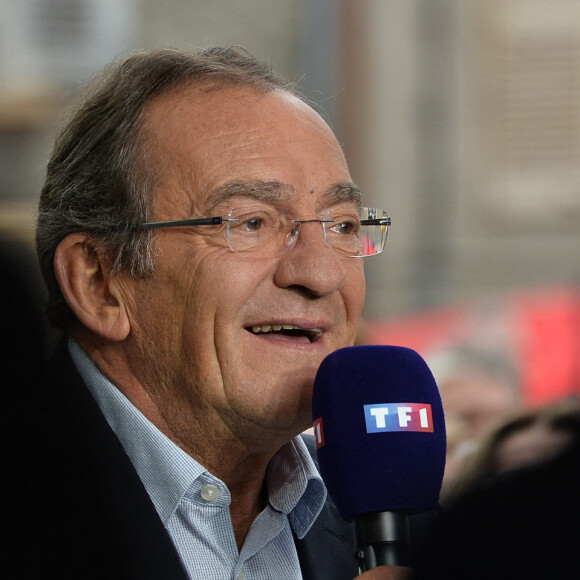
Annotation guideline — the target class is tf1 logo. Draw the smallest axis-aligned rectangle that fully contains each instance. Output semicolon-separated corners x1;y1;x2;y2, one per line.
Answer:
313;402;434;448
364;402;434;434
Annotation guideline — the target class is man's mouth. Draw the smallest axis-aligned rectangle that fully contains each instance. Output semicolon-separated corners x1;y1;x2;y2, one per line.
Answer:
247;324;324;343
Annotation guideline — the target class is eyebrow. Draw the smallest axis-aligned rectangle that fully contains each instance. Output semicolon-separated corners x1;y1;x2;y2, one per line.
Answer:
207;180;362;209
322;182;362;206
207;180;293;207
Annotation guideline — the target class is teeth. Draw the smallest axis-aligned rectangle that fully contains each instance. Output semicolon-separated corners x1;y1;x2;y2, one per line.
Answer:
250;325;323;336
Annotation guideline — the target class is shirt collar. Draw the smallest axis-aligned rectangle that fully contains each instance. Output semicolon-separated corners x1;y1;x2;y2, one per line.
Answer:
68;338;326;535
69;338;203;523
267;436;327;538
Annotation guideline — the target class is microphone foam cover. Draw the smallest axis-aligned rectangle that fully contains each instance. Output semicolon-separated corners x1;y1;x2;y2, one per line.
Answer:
312;345;446;522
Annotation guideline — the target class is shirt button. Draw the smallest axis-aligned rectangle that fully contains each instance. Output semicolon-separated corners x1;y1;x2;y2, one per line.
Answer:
237;571;244;580
200;484;221;502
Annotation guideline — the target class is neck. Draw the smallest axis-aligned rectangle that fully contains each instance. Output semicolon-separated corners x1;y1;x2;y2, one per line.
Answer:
75;333;297;550
223;455;271;550
190;436;278;551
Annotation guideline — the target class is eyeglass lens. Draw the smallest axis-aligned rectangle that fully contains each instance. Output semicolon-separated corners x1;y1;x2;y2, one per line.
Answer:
225;206;389;257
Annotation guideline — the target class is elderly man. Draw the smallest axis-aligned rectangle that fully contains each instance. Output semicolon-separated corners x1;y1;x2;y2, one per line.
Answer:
21;47;402;579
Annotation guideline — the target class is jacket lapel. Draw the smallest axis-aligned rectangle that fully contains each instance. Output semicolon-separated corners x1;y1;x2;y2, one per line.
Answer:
296;435;359;580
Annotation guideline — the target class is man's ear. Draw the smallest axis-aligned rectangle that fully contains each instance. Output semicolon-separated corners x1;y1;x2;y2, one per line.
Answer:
54;233;131;341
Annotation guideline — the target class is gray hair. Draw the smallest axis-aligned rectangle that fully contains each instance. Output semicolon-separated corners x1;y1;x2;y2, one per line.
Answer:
36;47;295;329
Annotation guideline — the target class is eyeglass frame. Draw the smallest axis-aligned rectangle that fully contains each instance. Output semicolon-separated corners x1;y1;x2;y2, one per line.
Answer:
131;207;391;258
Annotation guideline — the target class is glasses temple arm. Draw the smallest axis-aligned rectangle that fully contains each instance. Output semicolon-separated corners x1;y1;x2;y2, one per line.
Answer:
135;216;224;229
360;218;391;226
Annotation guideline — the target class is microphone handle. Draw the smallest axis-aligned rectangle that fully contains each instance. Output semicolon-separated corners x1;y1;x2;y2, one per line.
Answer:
355;511;411;571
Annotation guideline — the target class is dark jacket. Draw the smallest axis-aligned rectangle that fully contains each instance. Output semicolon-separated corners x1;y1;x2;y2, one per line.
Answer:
412;436;580;580
6;340;358;579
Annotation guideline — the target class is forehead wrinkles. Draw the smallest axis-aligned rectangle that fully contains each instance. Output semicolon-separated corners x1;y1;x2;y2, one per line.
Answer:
142;87;359;213
139;87;265;168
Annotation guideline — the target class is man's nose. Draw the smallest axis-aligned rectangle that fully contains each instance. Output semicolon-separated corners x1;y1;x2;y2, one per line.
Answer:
274;220;347;296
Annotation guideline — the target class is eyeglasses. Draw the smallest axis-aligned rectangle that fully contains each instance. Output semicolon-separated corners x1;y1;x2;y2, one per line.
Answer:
135;205;391;258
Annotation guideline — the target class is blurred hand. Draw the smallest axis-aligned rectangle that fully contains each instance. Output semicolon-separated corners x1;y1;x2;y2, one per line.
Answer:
356;566;413;580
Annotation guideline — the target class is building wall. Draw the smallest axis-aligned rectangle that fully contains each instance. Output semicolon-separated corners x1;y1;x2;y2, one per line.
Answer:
0;0;578;320
341;0;580;318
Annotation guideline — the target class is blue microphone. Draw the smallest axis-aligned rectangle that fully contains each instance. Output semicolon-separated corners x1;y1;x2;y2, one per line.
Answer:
312;345;446;571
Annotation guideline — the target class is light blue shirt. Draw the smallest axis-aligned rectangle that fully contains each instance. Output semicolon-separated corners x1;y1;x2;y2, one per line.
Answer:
69;339;326;580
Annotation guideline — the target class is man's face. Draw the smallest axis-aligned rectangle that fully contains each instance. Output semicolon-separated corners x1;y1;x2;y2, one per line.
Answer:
125;86;366;444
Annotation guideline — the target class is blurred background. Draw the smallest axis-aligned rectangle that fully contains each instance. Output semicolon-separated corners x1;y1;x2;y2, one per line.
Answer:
1;0;578;489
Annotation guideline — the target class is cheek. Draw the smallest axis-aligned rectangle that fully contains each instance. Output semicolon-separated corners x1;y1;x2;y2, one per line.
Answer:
129;250;211;342
343;263;366;321
191;254;274;334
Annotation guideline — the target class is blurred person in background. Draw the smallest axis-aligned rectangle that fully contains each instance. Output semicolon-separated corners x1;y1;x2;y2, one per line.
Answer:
442;397;580;505
427;345;523;495
412;396;580;579
0;234;48;381
1;233;49;461
1;233;55;571
9;46;407;580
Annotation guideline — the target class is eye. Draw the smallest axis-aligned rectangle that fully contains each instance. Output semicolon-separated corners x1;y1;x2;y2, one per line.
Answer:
242;216;266;232
329;218;359;236
229;207;279;235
